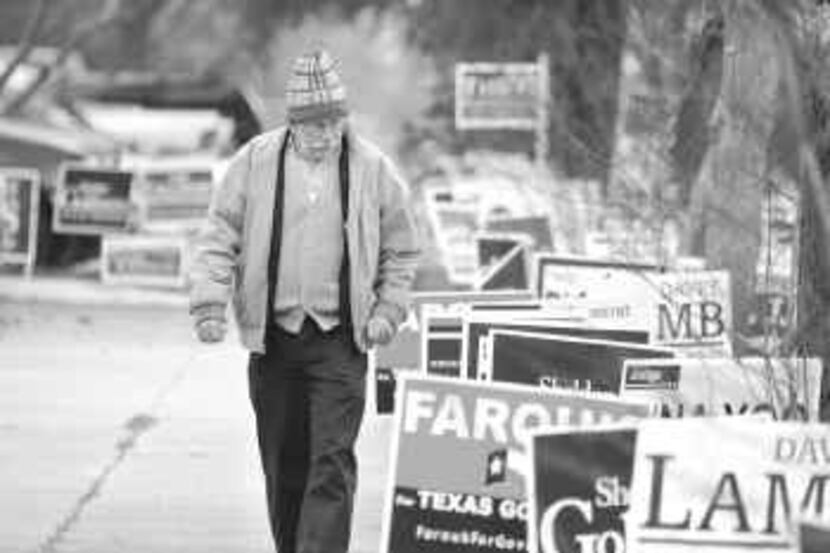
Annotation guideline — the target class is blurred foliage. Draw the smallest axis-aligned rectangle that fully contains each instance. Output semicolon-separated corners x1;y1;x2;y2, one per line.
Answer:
406;0;627;183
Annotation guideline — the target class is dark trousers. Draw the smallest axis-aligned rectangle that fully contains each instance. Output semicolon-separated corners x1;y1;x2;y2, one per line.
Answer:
248;318;367;553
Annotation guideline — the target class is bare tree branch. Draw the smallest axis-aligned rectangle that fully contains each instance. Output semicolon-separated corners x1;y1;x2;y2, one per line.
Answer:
0;0;49;94
1;0;128;115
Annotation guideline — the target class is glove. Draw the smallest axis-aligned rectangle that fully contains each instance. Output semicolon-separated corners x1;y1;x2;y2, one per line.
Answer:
366;316;395;346
195;318;227;344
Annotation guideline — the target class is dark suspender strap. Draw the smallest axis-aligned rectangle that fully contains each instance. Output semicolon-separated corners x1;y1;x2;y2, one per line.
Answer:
265;130;291;340
338;133;354;336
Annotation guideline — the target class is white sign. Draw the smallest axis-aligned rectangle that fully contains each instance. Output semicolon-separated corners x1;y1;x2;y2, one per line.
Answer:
455;62;543;130
653;270;732;356
620;356;823;421
134;163;214;231
101;234;188;288
627;418;830;553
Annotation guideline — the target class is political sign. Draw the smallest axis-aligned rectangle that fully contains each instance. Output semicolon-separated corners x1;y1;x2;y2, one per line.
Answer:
476;233;529;270
532;254;658;331
485;215;555;252
798;521;830;553
462;316;649;381
756;177;798;297
53;165;139;235
414;290;537;309
477;243;531;292
380;376;653;553
527;425;638;553
653;270;732;356
455;62;543;130
0;168;39;273
375;367;397;415
134;163;214;230
373;293;540;399
101;234;188;288
422;306;465;378
744;177;799;351
534;254;659;303
619;356;823;421
426;199;480;285
627;418;830;553
485;330;674;393
425;334;464;378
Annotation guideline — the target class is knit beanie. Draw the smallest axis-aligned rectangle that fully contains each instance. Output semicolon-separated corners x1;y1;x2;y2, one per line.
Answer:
285;49;348;124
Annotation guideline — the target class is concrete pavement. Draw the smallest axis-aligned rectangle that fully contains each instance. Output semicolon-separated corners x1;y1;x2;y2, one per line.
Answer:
0;278;393;553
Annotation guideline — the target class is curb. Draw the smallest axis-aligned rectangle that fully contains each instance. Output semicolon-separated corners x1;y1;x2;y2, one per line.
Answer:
0;275;189;308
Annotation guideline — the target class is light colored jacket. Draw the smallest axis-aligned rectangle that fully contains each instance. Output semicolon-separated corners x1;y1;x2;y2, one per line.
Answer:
189;127;421;353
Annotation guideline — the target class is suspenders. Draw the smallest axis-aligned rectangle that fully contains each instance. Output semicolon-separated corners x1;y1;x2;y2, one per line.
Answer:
265;131;353;347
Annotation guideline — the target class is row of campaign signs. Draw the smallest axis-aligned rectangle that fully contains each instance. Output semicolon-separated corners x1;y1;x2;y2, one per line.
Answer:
0;163;214;285
382;376;830;553
371;258;822;552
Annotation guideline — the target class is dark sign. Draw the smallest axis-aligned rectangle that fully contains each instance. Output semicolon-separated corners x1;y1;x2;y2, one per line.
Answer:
54;165;138;234
476;233;525;269
425;335;463;377
487;330;673;393
800;522;830;553
528;427;638;553
479;245;530;291
486;215;554;252
375;367;398;415
463;319;649;381
422;311;464;378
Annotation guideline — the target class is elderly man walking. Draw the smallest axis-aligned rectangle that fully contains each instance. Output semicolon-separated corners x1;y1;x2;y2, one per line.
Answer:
189;49;421;553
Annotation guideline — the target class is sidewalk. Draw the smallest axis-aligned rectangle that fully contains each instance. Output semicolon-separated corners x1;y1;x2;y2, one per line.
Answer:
0;282;392;553
0;275;189;308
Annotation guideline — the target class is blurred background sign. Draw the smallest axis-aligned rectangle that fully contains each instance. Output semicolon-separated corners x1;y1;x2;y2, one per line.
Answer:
0;167;39;275
455;61;542;130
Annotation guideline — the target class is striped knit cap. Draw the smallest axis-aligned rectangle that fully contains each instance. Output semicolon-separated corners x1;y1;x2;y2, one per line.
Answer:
285;49;348;124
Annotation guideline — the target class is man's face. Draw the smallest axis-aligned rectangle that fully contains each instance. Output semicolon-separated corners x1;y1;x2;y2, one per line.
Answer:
291;116;345;162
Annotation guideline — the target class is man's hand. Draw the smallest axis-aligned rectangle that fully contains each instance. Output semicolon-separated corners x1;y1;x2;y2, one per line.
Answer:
196;318;227;343
366;316;395;347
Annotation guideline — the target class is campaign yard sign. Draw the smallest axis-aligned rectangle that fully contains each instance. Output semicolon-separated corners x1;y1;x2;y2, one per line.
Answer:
455;62;543;130
485;215;555;253
653;270;732;357
0;168;39;273
534;254;659;303
421;305;466;378
619;357;824;421
528;425;638;553
380;376;653;553
799;521;830;553
627;418;830;553
476;233;529;270
54;165;138;235
485;330;674;393
135;164;214;230
533;254;658;331
101;235;188;288
462;316;649;381
477;243;531;292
